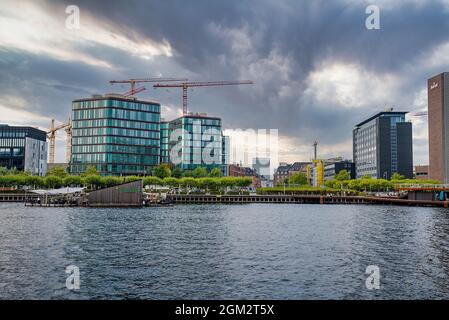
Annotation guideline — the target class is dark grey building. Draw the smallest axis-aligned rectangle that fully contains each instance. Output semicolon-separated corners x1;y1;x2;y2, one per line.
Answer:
0;124;48;176
324;160;356;181
353;111;413;179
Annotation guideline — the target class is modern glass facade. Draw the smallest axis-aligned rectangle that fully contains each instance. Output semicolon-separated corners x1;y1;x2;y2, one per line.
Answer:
163;114;228;174
160;121;170;164
353;111;413;179
222;135;230;176
0;124;47;175
70;95;160;175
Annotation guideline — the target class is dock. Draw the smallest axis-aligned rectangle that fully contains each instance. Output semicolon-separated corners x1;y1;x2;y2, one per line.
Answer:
2;193;449;207
167;194;449;207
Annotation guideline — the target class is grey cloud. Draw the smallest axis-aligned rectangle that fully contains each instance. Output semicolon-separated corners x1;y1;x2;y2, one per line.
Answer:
2;0;449;164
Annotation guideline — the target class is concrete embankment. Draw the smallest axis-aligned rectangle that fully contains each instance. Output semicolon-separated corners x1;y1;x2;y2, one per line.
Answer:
2;193;449;207
167;194;449;207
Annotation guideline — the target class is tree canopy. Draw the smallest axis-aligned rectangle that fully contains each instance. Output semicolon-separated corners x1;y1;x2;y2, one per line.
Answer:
288;173;308;185
335;169;350;181
152;164;172;179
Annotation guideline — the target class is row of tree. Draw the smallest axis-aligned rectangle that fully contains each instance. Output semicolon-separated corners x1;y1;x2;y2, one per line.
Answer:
0;166;252;190
151;164;223;179
325;177;440;192
279;169;440;190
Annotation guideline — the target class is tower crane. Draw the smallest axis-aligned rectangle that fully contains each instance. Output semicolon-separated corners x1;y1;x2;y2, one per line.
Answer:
153;80;254;115
313;141;318;161
413;111;428;117
47;119;72;164
109;77;188;97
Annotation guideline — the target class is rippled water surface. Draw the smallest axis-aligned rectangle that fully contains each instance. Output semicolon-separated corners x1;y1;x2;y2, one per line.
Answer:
1;203;449;299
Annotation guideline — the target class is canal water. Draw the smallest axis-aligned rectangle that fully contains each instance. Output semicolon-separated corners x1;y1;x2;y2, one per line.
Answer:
1;203;449;299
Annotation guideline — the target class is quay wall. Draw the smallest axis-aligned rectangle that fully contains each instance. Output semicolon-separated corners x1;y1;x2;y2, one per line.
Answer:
2;193;449;207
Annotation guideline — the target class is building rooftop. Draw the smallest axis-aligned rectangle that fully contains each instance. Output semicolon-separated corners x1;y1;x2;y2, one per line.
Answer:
73;94;160;105
354;111;408;128
170;113;222;122
0;124;47;140
275;162;310;174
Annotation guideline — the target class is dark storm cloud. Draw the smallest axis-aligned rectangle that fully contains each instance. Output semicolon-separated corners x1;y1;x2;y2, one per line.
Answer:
2;0;449;162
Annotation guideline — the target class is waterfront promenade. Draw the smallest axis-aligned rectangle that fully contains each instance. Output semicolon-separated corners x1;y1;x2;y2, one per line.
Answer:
2;193;449;207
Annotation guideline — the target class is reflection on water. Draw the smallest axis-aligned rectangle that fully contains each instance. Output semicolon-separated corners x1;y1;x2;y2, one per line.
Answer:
1;203;449;299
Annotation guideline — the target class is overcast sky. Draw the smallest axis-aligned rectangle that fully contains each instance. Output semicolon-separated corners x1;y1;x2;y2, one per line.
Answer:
1;0;449;165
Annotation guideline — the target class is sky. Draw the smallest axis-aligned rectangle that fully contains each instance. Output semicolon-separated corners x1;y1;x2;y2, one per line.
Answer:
1;0;449;166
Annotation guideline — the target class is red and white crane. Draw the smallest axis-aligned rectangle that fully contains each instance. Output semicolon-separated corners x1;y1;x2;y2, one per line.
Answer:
153;80;254;115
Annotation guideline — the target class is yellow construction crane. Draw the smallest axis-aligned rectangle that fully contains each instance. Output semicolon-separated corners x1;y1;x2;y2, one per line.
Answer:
47;118;72;164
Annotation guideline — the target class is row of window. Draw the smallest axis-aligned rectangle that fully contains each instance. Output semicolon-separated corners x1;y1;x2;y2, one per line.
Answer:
0;147;23;156
72;153;160;165
73;128;160;139
70;164;151;175
182;125;222;133
72;136;159;146
73;100;160;113
0;131;26;138
72;145;159;154
73;109;160;122
72;119;160;131
0;138;25;147
182;118;221;126
167;133;222;142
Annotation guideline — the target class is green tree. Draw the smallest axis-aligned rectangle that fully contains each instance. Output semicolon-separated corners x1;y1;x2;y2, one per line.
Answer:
46;166;68;178
143;176;163;186
83;175;103;190
0;175;11;187
335;170;350;181
102;176;122;187
172;166;183;178
192;166;208;178
180;177;197;189
391;173;405;180
125;176;141;183
209;168;223;177
237;177;253;188
152;164;172;179
288;173;308;185
25;175;44;188
0;167;9;176
82;165;99;177
45;176;63;189
163;177;179;187
219;177;237;190
64;175;83;187
182;170;193;177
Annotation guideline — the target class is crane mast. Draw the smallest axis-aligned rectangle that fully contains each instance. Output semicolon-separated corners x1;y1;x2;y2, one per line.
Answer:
47;119;71;164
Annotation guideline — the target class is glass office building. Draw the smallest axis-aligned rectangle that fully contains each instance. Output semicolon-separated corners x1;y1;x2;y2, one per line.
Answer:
160;120;170;164
353;111;413;179
70;94;160;176
0;124;47;176
162;113;228;174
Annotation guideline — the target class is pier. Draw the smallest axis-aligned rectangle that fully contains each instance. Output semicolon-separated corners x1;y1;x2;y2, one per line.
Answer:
167;194;449;207
0;193;40;202
2;193;449;207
